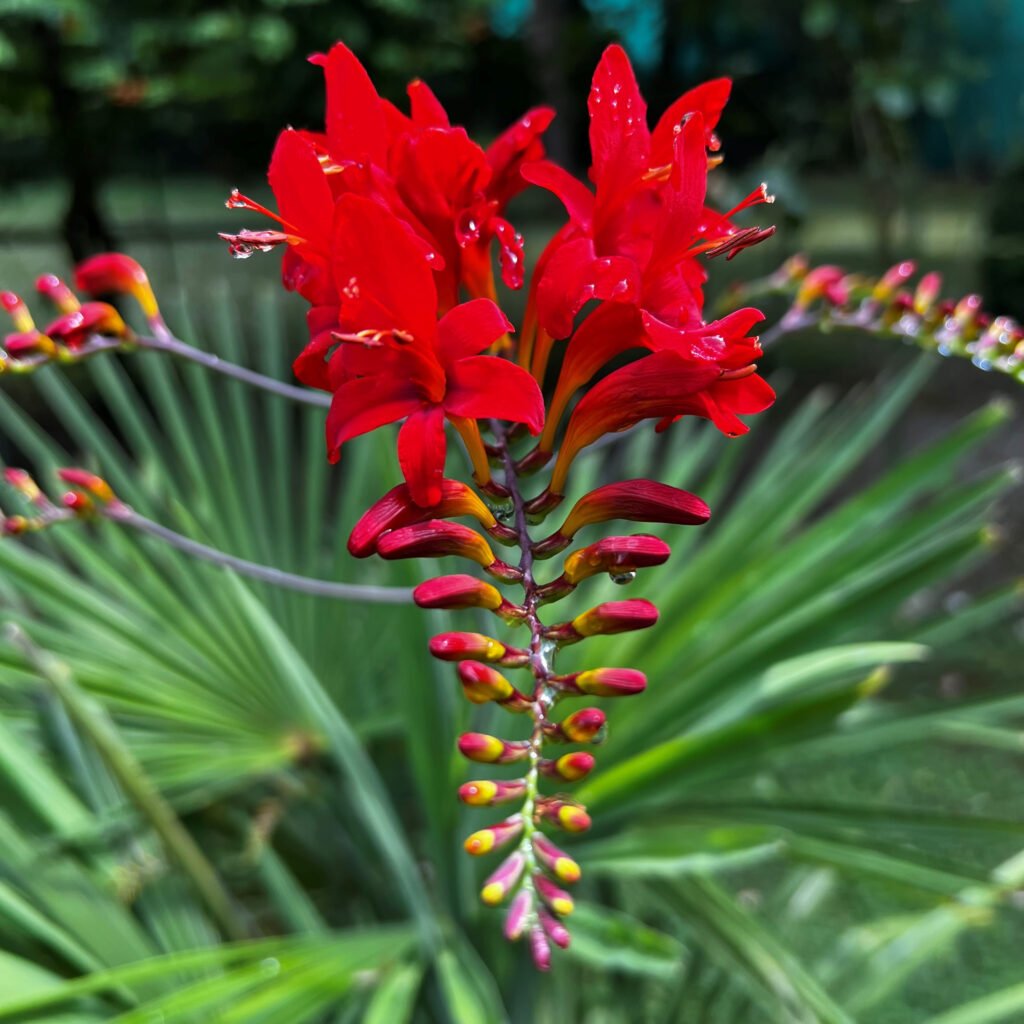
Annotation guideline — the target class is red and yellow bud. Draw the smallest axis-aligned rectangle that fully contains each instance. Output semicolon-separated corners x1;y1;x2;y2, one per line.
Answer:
75;253;160;320
35;274;80;314
481;852;526;905
428;631;528;667
535;874;575;917
538;908;571;949
57;468;115;504
458;732;530;764
45;303;127;349
378;519;495;565
532;834;582;883
563;667;647;698
3;468;45;507
458;779;528;806
464;816;523;855
505;889;533;941
564;600;659;641
537;798;591;832
457;661;529;710
2;292;35;333
62;491;93;515
539;480;709;557
562;534;670;584
913;271;942;316
3;331;56;360
873;260;916;303
413;574;503;611
795;265;845;308
547;707;607;743
348;479;500;558
540;751;595;782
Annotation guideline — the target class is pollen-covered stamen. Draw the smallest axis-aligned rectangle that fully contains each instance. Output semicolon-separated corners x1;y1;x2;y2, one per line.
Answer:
724;182;775;219
35;274;81;314
331;327;416;349
694;225;777;261
719;363;759;382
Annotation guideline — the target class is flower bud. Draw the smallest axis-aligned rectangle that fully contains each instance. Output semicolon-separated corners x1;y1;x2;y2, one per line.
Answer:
538;909;571;949
458;732;530;764
529;926;552;970
62;491;93;515
35;274;80;314
535;874;575;917
348;480;499;557
872;260;916;302
464;816;523;856
505;889;532;941
413;575;503;611
3;469;45;507
2;515;33;536
3;331;55;360
532;834;582;883
540;751;595;782
563;667;647;698
428;631;528;667
913;271;942;316
536;798;591;832
2;292;34;332
480;852;526;906
539;480;709;558
795;265;845;308
377;519;497;567
57;468;115;504
545;707;607;743
953;294;983;335
458;779;527;806
457;661;529;711
75;253;160;320
562;599;658;641
562;534;670;585
45;303;126;348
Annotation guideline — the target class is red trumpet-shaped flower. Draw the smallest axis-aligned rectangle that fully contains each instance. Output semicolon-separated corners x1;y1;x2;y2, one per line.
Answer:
317;196;544;506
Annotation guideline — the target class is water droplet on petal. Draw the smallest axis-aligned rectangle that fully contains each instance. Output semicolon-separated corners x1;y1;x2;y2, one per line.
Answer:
609;570;636;585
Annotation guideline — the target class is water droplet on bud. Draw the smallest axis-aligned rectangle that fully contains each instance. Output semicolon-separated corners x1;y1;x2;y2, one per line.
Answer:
609;570;636;585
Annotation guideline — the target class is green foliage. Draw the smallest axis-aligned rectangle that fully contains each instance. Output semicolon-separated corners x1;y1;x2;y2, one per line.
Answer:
0;283;1020;1020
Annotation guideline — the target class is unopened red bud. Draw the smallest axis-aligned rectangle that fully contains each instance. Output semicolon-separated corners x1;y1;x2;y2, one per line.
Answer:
529;926;552;971
954;294;983;334
458;779;527;806
505;889;532;941
532;834;582;883
377;519;497;567
429;631;528;666
548;707;607;743
535;874;575;916
540;751;595;782
4;331;56;359
458;732;530;764
565;599;658;641
75;253;160;320
543;480;709;558
57;469;115;504
538;909;571;949
913;271;942;315
348;480;499;557
3;469;43;506
537;798;591;832
62;491;93;515
873;260;916;302
464;816;523;856
45;303;126;348
2;292;34;332
414;574;503;611
457;661;520;705
480;852;526;905
35;274;80;314
2;515;32;536
565;667;647;698
562;534;670;585
796;265;845;308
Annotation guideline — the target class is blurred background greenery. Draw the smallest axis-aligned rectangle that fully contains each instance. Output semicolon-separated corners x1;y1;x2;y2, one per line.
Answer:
1;1;1023;1022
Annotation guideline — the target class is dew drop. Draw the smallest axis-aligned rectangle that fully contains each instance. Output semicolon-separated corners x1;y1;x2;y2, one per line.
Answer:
610;570;636;585
260;957;281;977
229;243;255;260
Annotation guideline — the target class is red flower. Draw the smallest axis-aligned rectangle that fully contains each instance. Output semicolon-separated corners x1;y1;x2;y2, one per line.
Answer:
523;45;772;342
319;195;544;506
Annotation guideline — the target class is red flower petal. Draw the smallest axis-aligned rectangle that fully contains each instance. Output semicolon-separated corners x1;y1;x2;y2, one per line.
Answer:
312;42;388;166
436;298;514;365
521;160;595;228
325;375;420;464
407;78;450;127
588;44;651;199
536;237;641;339
486;106;556;207
550;350;719;493
444;356;545;434
649;112;707;275
398;404;448;506
650;77;732;167
331;194;439;345
268;129;333;257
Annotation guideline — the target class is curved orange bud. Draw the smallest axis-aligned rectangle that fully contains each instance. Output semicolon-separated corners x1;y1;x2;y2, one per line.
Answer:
562;534;670;584
76;253;160;319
